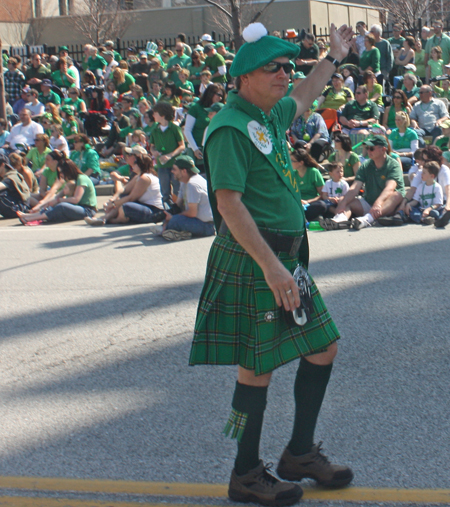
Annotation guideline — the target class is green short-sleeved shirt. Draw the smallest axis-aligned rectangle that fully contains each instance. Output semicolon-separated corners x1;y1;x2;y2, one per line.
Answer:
167;54;191;82
187;63;205;86
388;128;419;150
388;37;405;52
87;55;107;71
116;73;135;94
178;80;195;97
42;167;59;187
204;53;227;83
433;86;450;100
360;48;381;73
435;136;449;152
63;97;86;114
70;148;101;176
298;167;325;200
341;99;380;122
206;92;304;230
39;90;61;105
425;33;450;64
187;102;210;147
51;69;77;88
26;147;51;172
355;155;405;205
328;151;360;178
62;119;78;137
149;122;184;169
76;174;97;208
117;164;131;177
368;83;383;106
321;86;353;110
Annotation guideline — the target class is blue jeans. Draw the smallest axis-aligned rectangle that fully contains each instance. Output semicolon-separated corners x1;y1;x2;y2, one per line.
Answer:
45;203;95;222
122;202;164;223
158;166;179;202
409;206;442;223
89;174;101;186
399;156;413;172
166;214;215;237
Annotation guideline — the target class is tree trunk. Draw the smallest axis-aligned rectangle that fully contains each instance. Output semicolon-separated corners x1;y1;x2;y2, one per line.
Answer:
230;0;243;49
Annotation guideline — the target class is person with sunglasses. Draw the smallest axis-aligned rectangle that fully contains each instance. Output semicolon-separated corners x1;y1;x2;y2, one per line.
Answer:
203;44;227;84
334;135;405;229
424;20;450;70
382;89;409;133
295;32;319;76
409;85;449;142
166;43;191;83
339;84;380;135
189;22;354;507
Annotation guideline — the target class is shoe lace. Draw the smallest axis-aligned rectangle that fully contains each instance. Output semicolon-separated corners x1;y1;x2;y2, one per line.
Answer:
315;441;331;465
259;463;279;487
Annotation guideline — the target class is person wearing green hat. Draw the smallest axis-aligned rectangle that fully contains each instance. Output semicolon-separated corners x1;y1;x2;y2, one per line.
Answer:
333;134;405;229
161;155;214;240
60;105;79;141
189;21;354;506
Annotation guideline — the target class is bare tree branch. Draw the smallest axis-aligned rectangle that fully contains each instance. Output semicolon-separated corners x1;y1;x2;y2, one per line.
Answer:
250;0;276;24
203;0;232;18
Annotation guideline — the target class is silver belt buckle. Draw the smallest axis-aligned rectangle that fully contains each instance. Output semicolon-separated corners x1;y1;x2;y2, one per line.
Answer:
289;235;303;257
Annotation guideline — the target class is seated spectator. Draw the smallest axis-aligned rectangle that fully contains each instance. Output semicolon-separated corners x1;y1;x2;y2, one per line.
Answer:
112;67;135;94
51;57;77;89
339;85;380;135
86;150;164;226
383;89;410;133
89;86;111;115
49;124;70;157
148;80;162;106
118;110;142;144
143;109;155;137
333;135;405;229
9;152;38;195
13;86;32;115
26;133;52;177
40;113;54;137
177;69;195;98
39;79;61;106
162;155;214;241
318;162;350;229
159;82;181;107
103;51;119;82
363;70;383;108
63;87;87;115
359;33;380;75
147;58;168;88
199;70;213;95
405;160;444;224
394;36;416;74
45;102;63;125
61;105;79;142
317;72;353;111
70;134;102;185
388;111;419;172
104;40;122;62
101;102;130;157
87;47;107;83
407;148;424;183
149;102;186;201
1;109;44;153
432;78;450;100
290;100;330;149
25;88;45;118
29;149;66;207
105;80;119;104
327;133;360;183
290;147;327;222
0;118;10;148
427;46;444;83
400;73;420;106
18;157;97;225
409;85;449;141
25;53;50;91
340;65;357;93
0;153;30;218
4;58;26;105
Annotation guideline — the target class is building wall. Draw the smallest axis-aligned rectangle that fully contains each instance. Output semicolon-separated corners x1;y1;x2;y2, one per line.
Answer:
30;0;381;47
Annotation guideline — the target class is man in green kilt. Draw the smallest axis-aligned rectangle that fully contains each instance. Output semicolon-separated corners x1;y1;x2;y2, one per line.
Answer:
189;22;354;506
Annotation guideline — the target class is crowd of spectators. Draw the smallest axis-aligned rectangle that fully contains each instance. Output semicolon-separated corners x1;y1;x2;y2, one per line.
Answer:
2;22;450;236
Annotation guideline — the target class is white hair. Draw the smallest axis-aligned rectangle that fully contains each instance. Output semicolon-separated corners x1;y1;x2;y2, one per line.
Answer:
370;24;383;36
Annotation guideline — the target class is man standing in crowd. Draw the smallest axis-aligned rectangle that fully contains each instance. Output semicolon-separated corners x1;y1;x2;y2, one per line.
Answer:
190;21;354;506
410;85;449;140
103;51;119;81
25;53;50;92
162;155;215;241
334;135;405;229
203;44;227;84
295;33;319;76
104;40;122;62
424;19;450;67
132;52;152;93
167;43;191;82
353;21;368;56
4;58;26;104
388;24;405;78
370;24;394;80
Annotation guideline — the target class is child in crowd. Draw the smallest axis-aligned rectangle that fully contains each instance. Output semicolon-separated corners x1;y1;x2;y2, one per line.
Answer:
405;161;443;225
432;78;450;100
49;124;70;157
0;118;10;148
433;120;450;159
408;148;424;184
427;46;444;82
199;70;212;95
318;162;350;230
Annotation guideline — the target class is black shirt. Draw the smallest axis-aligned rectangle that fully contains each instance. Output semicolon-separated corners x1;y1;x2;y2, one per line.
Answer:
296;42;319;76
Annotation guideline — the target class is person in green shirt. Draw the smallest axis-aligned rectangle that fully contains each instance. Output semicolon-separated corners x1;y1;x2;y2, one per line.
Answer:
414;39;427;79
51;57;77;88
388;111;419;171
187;50;205;94
359;33;380;73
61;105;79;141
203;44;227;83
112;68;135;94
177;68;195;98
327;133;360;182
166;43;191;83
149;101;185;201
317;73;353;110
388;24;406;77
70;134;102;185
39;79;61;106
334;135;405;229
63;88;87;115
26;133;52;177
425;19;450;67
432;78;450;100
18;157;97;224
87;47;107;83
339;84;380;134
104;40;122;62
363;70;383;107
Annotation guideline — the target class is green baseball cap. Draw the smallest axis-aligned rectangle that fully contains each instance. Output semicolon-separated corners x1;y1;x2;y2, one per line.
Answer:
363;135;388;148
174;155;200;173
206;102;225;113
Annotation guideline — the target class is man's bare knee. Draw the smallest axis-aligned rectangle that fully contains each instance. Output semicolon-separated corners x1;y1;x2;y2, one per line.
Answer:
305;342;338;365
238;366;272;386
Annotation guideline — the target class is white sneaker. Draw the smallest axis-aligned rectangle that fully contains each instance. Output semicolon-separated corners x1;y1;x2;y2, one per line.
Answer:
84;216;105;226
351;217;371;230
162;229;192;241
149;224;163;235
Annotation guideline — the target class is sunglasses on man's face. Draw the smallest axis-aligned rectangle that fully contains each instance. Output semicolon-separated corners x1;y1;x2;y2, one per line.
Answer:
263;61;294;74
367;146;378;151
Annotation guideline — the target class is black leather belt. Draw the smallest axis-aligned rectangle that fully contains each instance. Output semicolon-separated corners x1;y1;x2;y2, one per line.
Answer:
219;221;303;257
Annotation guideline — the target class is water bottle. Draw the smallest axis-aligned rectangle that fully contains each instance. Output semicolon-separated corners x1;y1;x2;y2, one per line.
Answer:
307;221;324;231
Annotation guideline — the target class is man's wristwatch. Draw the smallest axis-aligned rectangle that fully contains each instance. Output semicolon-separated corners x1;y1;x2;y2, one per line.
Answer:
324;55;340;68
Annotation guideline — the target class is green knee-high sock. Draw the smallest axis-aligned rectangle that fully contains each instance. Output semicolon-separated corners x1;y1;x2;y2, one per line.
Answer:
287;357;333;456
231;381;268;475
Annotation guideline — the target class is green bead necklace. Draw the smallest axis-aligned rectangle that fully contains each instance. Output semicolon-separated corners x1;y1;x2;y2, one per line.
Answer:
259;108;291;170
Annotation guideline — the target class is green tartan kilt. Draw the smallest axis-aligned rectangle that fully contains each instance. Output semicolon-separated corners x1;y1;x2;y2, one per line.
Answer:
190;232;340;376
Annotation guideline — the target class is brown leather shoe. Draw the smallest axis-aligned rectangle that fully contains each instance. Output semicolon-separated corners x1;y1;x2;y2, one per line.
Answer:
228;460;303;506
277;443;353;488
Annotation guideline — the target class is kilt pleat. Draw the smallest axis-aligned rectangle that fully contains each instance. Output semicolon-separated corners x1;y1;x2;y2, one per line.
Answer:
190;233;340;375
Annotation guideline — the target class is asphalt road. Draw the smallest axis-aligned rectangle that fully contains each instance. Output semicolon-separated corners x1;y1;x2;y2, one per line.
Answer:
0;219;449;506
